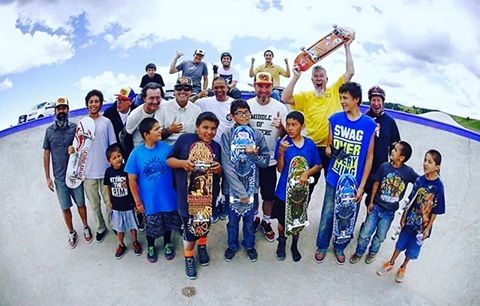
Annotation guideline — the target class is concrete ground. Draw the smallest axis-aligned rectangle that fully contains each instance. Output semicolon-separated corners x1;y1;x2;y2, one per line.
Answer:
0;117;479;306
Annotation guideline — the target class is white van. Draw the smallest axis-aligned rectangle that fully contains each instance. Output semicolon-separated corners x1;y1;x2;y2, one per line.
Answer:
26;101;56;121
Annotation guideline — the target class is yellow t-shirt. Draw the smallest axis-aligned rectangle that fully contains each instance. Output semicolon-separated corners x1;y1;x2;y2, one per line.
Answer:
255;64;286;87
292;76;345;147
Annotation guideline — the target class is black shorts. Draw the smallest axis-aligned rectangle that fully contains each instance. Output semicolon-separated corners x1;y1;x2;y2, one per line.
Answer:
145;211;181;238
180;215;208;242
271;196;286;227
259;165;277;201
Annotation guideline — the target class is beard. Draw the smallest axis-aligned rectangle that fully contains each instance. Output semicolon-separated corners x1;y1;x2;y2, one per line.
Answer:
55;112;68;128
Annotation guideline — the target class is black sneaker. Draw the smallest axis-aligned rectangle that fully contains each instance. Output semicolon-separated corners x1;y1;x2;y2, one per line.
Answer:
137;213;145;232
253;217;261;233
261;220;275;242
68;230;78;249
185;257;197;280
276;236;287;261
95;230;107;243
246;248;258;262
211;206;219;223
115;244;127;259
147;246;158;263
224;248;236;262
197;245;210;266
132;240;142;256
291;244;302;262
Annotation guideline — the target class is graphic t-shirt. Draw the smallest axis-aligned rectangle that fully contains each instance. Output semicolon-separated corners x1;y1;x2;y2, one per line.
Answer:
176;60;208;93
405;175;445;235
326;112;376;187
373;162;418;211
104;165;134;211
195;96;234;143
217;66;239;85
125;142;177;215
274;136;321;201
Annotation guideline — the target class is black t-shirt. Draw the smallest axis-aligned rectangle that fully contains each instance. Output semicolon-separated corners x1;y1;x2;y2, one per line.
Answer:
104;165;134;211
168;133;222;217
140;73;165;88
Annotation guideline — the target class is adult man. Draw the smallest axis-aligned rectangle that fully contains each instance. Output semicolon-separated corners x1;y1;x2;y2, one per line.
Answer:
282;32;355;200
82;89;117;243
43;97;92;248
213;52;242;99
158;77;202;146
169;49;208;95
249;49;290;101
247;72;288;242
104;87;137;158
125;82;162;147
364;86;400;205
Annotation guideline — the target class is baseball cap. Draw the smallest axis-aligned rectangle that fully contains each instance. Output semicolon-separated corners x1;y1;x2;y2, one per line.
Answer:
55;96;69;108
115;87;135;101
254;72;273;85
194;49;205;56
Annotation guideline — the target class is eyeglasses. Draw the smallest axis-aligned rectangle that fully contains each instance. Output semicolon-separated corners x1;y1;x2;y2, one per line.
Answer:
174;85;193;91
234;111;251;117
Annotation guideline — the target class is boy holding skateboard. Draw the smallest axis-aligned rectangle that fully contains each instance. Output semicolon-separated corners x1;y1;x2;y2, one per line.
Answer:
104;144;142;259
377;149;445;283
221;99;270;262
167;112;222;279
125;118;181;263
350;141;418;265
273;111;321;261
314;82;376;265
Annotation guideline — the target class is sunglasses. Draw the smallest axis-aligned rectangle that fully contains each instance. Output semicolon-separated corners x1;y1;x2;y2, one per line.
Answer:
174;85;192;91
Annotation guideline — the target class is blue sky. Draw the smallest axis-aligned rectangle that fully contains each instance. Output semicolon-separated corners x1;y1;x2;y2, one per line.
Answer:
1;0;479;129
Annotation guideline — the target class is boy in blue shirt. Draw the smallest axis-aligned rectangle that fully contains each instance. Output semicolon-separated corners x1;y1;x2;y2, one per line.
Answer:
272;111;321;262
125;118;181;263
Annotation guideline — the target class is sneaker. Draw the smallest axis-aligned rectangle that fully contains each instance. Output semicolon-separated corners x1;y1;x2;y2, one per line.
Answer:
164;243;175;260
261;221;275;242
211;205;219;223
276;236;287;261
185;257;197;280
137;213;145;232
395;267;406;283
377;261;394;276
291;244;302;262
335;253;346;265
246;248;258;262
349;253;362;264
365;253;376;264
253;217;261;233
95;230;107;243
68;230;78;249
132;240;142;256
147;246;157;263
219;199;228;220
224;248;236;262
83;226;93;243
115;244;127;259
314;250;326;263
197;245;210;266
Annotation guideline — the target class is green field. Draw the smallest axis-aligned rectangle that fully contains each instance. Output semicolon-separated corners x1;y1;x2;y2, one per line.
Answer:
450;115;480;133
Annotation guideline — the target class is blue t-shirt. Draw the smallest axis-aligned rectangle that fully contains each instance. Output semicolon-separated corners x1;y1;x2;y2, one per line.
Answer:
125;142;177;215
168;133;222;217
274;136;321;201
326;112;376;187
405;175;445;235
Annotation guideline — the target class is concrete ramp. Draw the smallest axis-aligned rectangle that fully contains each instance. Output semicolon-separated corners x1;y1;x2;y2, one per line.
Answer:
0;110;479;305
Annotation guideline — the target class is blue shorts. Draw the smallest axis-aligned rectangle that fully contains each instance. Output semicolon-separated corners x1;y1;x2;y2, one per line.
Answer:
395;227;422;260
54;179;85;210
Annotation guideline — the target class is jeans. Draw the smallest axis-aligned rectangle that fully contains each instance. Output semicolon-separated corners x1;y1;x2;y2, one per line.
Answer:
316;184;359;256
226;194;258;251
355;205;395;256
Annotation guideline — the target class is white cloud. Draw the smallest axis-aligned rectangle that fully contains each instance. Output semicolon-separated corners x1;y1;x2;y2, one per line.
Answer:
0;79;13;91
79;71;140;101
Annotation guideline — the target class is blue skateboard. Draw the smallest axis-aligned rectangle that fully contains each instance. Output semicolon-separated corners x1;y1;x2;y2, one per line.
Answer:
333;173;358;245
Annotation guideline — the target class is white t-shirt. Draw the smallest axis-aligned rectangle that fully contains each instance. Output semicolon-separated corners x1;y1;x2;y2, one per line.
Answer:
217;65;239;85
85;116;116;179
125;105;162;147
195;96;234;143
247;97;288;166
158;99;202;146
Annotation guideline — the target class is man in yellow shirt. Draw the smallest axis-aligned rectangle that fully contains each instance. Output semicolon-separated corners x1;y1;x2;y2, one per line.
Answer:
249;50;290;101
281;34;355;200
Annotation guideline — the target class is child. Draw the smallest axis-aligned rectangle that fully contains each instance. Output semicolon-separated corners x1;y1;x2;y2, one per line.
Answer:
221;99;270;262
167;111;223;280
314;82;377;265
125;117;181;263
104;144;142;259
350;141;418;265
377;149;445;282
272;111;321;262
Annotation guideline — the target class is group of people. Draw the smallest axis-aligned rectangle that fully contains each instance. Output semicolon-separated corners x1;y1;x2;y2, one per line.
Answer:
43;36;445;282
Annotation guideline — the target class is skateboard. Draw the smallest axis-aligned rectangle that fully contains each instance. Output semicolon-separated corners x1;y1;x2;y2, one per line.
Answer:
332;173;358;245
285;156;314;236
65;117;95;188
294;25;353;72
186;141;214;237
229;125;256;216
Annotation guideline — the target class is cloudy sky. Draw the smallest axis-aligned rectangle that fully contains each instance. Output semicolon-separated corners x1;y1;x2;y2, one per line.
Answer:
0;0;479;129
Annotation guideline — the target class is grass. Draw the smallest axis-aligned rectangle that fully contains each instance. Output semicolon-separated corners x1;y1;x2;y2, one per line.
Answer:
449;115;480;133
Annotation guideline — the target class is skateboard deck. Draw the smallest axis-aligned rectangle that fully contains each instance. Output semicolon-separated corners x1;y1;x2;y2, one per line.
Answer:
65;117;95;188
229;125;256;216
186;141;214;237
285;156;314;236
391;189;420;240
294;25;353;72
332;173;358;245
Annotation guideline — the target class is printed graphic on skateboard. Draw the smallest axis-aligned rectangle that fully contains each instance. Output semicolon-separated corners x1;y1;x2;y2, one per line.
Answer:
333;173;358;245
